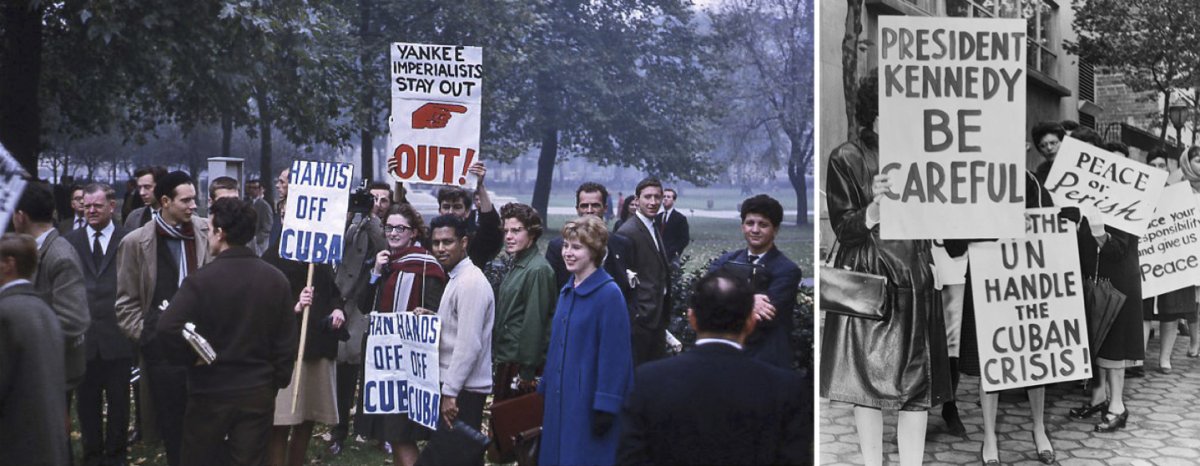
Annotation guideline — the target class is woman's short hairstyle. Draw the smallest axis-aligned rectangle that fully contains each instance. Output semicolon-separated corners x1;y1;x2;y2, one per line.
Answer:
500;203;544;242
1030;122;1066;145
560;216;608;265
385;203;427;245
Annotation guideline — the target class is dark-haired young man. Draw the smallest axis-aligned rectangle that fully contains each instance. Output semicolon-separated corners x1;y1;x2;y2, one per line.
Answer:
708;194;802;369
617;270;808;465
115;171;213;466
245;179;274;256
657;188;690;268
15;182;90;390
436;162;502;268
415;215;494;466
618;178;670;365
157;198;296;466
66;183;133;466
546;182;637;308
58;185;86;233
125;166;170;229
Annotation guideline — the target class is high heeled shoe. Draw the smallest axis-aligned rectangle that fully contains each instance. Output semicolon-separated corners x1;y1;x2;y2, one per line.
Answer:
980;446;1001;465
1031;431;1055;464
1068;400;1107;420
1095;409;1129;433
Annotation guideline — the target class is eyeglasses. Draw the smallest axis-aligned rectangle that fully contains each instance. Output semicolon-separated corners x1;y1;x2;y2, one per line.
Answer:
384;225;413;234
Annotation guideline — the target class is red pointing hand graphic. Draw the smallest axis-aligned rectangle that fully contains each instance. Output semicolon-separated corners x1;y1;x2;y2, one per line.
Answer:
412;103;468;129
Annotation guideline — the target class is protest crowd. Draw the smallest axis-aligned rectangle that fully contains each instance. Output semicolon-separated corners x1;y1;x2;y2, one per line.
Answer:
0;158;811;466
821;69;1200;465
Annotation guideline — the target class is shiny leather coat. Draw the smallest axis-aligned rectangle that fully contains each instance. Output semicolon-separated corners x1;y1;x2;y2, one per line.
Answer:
819;138;952;410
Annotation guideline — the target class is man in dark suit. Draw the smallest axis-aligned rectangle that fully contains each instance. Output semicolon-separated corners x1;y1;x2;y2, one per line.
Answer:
617;270;810;465
437;162;502;268
244;179;273;256
617;177;670;365
58;185;86;234
0;233;70;466
546;182;637;306
708;194;802;369
657;188;689;268
67;183;132;466
156;198;296;466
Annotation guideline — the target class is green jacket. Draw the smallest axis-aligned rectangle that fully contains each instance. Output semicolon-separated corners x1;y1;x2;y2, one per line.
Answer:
493;246;557;380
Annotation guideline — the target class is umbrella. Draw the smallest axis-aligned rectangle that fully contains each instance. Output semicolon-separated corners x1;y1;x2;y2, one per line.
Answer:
1084;277;1126;361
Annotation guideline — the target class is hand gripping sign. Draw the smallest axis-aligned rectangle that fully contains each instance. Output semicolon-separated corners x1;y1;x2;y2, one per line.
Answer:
363;312;443;430
388;43;483;187
1045;137;1169;236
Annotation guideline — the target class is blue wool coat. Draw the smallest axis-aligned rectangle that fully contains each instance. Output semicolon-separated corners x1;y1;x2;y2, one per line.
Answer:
539;267;634;466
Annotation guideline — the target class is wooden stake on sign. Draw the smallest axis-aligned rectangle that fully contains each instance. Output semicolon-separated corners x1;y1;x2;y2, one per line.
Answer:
290;263;315;414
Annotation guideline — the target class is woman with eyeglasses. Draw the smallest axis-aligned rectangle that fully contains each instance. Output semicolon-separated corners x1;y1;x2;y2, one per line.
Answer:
355;202;447;466
492;203;557;403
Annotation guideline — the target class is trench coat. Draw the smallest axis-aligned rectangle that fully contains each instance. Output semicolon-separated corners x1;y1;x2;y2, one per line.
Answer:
819;138;952;410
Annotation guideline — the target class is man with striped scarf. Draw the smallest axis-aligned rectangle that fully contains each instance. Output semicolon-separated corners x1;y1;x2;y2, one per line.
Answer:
115;171;214;466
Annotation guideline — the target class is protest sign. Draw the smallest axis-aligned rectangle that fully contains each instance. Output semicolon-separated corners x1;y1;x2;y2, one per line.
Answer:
278;160;353;265
388;43;483;187
362;312;443;430
968;208;1091;391
1045;137;1169;236
876;16;1026;240
1138;182;1200;298
0;147;27;234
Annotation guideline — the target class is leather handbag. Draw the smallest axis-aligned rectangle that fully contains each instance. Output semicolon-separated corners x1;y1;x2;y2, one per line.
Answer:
513;426;542;466
488;392;544;463
820;238;888;321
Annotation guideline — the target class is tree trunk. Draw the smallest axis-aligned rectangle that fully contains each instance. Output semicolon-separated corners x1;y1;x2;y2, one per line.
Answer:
531;125;558;221
358;0;375;182
1161;89;1172;141
221;112;233;157
842;0;864;140
0;0;42;177
787;138;810;226
259;90;274;205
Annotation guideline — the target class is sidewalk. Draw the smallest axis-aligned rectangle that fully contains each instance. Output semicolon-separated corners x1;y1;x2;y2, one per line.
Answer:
820;335;1200;465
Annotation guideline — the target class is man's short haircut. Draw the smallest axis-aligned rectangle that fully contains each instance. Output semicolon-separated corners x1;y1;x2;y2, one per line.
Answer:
1103;141;1130;157
1071;127;1104;148
740;194;784;227
1030;122;1066;144
83;183;117;201
71;185;84;195
561;216;608;264
634;177;663;197
500;203;544;242
154;171;195;201
134;165;168;182
18;182;56;223
575;182;609;206
209;198;257;247
664;188;677;198
429;214;470;239
437;186;472;210
209;176;239;198
0;233;38;278
690;269;755;334
1061;120;1080;132
368;181;392;193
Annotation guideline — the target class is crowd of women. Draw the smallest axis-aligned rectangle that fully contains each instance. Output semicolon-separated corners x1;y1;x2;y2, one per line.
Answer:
821;74;1199;465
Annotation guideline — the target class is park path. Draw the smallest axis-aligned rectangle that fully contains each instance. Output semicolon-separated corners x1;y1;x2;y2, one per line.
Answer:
820;335;1200;465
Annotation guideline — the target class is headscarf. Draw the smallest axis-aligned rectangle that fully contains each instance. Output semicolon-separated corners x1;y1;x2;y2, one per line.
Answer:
1176;147;1200;193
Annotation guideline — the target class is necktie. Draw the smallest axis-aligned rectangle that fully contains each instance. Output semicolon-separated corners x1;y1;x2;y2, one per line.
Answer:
92;231;104;268
76;218;84;230
748;254;761;265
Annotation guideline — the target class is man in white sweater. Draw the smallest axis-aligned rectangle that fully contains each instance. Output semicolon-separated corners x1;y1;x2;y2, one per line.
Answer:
415;214;494;465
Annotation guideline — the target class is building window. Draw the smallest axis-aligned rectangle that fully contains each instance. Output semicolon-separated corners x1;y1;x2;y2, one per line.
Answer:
946;0;1022;18
1026;1;1056;75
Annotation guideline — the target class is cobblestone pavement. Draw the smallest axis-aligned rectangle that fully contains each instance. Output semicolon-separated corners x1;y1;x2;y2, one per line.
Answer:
820;335;1200;465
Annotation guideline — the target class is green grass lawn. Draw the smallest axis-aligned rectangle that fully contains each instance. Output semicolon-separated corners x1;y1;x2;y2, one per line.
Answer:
93;213;814;466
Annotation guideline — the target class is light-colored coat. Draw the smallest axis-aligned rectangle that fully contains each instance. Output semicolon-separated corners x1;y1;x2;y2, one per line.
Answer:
115;216;212;341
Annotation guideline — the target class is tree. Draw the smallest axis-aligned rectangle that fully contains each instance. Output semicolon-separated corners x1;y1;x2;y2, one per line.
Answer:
480;0;720;219
713;0;814;226
1068;1;1200;139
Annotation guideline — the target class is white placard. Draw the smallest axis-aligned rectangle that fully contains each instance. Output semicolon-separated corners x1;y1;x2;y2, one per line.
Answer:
1138;182;1200;297
278;160;352;264
362;312;442;430
877;16;1027;240
387;43;483;187
1044;137;1169;236
968;208;1091;391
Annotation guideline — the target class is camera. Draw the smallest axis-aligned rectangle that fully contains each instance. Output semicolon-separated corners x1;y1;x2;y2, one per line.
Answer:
348;179;373;216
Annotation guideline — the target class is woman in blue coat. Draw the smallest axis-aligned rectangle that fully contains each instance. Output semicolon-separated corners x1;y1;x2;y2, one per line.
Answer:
540;216;635;466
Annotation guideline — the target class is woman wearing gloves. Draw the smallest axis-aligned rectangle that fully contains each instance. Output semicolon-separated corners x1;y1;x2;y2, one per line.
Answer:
539;216;634;466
